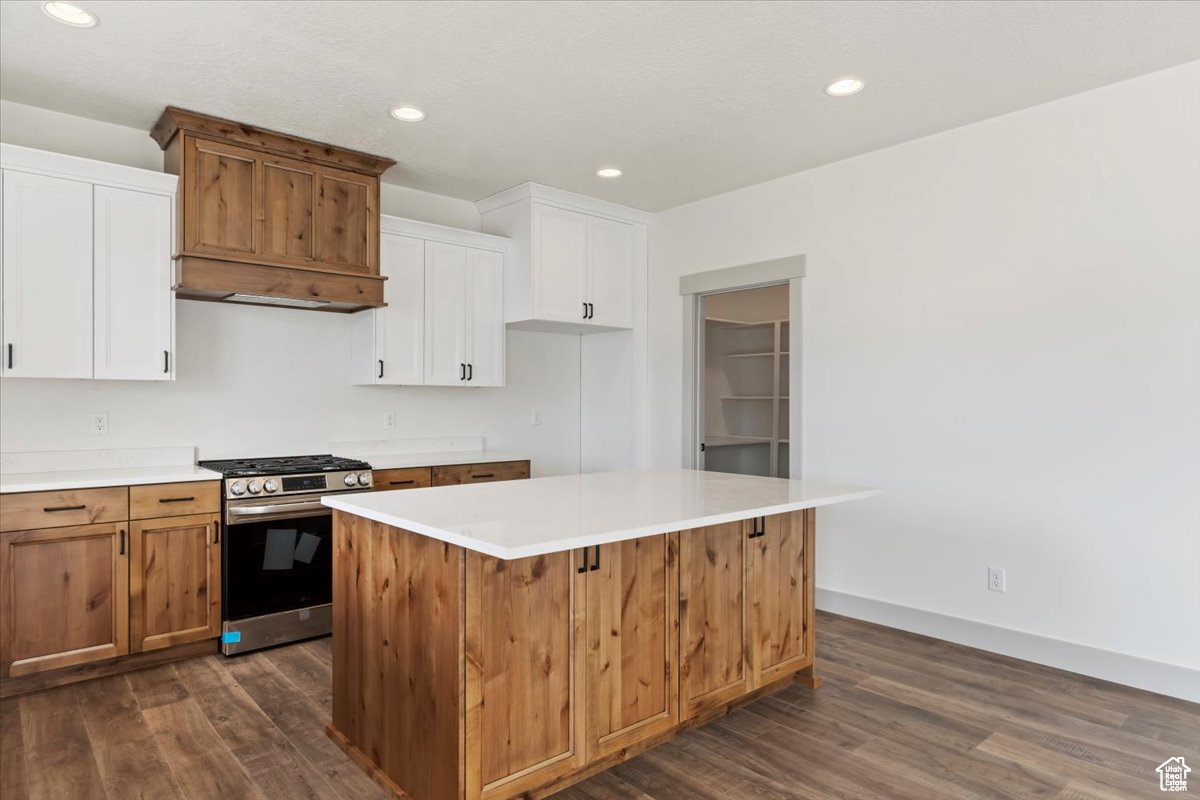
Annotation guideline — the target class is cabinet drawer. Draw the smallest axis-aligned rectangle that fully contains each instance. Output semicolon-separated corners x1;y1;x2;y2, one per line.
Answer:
373;468;432;491
129;481;220;519
432;460;530;486
0;487;129;532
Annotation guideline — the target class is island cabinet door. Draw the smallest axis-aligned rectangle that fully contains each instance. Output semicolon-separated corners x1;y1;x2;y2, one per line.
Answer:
585;534;679;760
465;548;587;800
678;521;751;720
746;511;813;687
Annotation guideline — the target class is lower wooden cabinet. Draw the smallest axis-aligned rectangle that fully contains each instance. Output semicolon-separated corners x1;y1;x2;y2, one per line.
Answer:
330;509;816;800
465;548;586;800
0;481;222;683
129;512;221;653
0;522;129;678
433;460;530;486
747;510;812;686
679;520;750;719
585;535;679;759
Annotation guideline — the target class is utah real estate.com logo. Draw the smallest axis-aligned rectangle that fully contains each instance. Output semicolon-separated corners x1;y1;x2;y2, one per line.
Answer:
1158;757;1190;792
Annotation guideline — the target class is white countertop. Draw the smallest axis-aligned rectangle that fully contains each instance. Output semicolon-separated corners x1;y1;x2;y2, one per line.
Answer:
0;464;223;494
322;468;880;559
366;450;529;470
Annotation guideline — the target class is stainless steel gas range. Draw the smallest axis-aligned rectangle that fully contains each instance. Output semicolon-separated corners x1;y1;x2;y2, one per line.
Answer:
197;454;373;655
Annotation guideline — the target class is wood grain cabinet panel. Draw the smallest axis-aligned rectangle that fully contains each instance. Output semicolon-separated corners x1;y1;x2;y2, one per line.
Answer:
0;522;129;677
432;460;530;486
0;487;128;533
585;534;678;760
129;513;221;653
466;549;586;799
316;171;375;272
371;468;432;490
129;481;220;520
679;521;751;720
747;511;811;687
261;157;317;262
185;137;258;256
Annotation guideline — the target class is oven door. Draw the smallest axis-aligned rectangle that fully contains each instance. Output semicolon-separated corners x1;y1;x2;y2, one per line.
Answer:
223;498;334;621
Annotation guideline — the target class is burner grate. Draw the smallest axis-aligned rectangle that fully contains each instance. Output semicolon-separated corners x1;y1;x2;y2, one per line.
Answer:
198;454;371;477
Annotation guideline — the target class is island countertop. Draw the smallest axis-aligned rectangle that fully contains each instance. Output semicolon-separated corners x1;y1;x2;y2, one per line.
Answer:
321;468;879;559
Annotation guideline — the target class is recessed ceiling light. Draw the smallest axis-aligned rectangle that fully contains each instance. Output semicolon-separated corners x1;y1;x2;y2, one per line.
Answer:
389;106;426;122
596;168;622;178
41;2;98;27
825;77;864;97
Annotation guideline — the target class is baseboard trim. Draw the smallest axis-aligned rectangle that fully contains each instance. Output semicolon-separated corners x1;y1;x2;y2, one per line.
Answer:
816;588;1199;703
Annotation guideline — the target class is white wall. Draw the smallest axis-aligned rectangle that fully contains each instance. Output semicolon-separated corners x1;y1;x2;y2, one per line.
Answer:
650;63;1200;697
0;101;580;476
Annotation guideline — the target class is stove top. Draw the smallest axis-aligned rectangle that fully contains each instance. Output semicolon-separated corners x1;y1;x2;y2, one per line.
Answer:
198;454;372;478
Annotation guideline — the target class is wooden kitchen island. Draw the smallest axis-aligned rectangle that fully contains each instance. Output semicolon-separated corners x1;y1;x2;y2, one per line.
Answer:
322;469;878;800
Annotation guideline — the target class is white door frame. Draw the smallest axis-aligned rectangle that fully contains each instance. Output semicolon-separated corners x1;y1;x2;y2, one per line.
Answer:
679;254;807;475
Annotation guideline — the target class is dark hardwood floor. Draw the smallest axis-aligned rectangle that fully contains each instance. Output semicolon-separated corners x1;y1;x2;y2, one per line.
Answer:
2;612;1196;799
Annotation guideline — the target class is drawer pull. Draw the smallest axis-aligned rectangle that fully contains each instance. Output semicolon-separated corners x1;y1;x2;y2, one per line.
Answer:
119;528;126;555
471;473;495;479
389;480;416;486
213;520;220;544
158;496;196;504
578;547;589;573
43;504;86;513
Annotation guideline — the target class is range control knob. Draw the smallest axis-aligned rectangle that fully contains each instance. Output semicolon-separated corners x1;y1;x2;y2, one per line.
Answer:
263;479;279;493
357;471;372;486
343;473;358;487
247;479;263;495
229;480;246;496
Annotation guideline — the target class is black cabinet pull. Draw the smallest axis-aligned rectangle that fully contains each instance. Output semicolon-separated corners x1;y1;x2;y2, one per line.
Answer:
460;363;466;380
6;343;11;369
467;363;473;381
578;547;589;573
43;504;86;513
119;529;126;555
582;302;588;319
389;479;416;486
213;520;220;544
588;303;595;319
471;473;494;479
749;516;765;539
378;359;384;379
590;544;601;571
158;496;195;504
163;350;169;374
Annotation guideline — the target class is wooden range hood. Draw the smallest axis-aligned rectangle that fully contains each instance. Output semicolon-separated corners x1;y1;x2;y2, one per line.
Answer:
151;107;396;312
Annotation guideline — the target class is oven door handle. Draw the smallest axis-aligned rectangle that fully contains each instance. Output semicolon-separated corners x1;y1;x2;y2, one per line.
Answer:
228;500;330;518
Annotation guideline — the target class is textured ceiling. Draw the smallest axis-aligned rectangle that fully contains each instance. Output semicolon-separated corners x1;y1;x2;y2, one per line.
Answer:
1;0;1197;211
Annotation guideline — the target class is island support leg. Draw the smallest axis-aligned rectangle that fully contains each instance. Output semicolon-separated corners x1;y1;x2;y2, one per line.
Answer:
796;507;822;689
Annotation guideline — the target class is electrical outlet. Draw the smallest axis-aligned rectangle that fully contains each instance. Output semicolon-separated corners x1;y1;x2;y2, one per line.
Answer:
988;566;1006;593
531;409;542;426
91;413;109;435
383;411;396;430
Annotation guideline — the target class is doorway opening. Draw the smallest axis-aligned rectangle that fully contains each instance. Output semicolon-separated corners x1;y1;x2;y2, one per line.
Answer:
698;283;790;478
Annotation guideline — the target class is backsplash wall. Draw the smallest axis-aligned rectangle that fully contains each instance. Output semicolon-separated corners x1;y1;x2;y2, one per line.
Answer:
0;301;581;474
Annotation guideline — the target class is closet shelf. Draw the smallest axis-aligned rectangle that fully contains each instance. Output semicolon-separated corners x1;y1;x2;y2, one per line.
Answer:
720;396;789;400
705;435;772;447
723;351;790;359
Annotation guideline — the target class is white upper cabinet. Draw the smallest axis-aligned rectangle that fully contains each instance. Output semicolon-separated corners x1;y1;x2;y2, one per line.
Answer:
1;169;94;379
465;247;504;387
352;232;424;385
585;215;634;329
351;215;507;388
424;240;469;386
531;204;587;323
478;183;647;334
93;186;174;380
0;144;177;382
